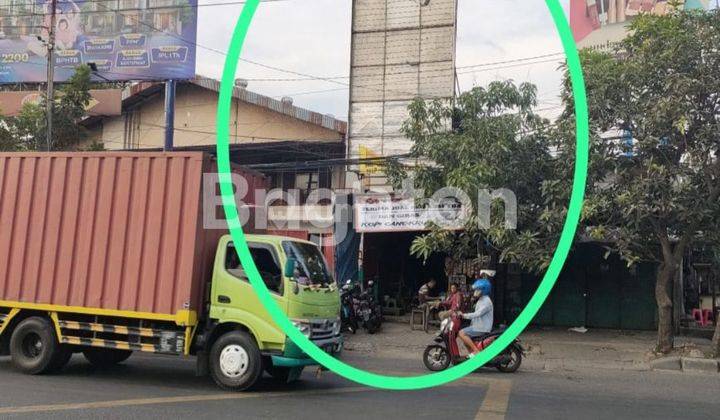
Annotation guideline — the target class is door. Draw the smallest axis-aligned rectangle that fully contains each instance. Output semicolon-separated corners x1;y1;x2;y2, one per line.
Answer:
585;248;622;328
521;272;553;325
552;260;587;327
620;262;657;330
210;240;288;347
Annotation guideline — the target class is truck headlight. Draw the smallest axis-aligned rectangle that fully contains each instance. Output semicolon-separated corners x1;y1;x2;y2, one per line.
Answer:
292;321;312;338
332;318;341;335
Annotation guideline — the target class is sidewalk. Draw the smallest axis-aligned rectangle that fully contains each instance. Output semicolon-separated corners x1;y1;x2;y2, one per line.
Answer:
343;320;715;373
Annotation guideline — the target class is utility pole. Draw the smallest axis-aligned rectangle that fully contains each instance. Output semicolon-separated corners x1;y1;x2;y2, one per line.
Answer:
45;0;57;152
164;80;176;151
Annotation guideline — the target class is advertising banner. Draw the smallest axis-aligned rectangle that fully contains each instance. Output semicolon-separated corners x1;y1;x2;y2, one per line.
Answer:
354;195;468;233
0;0;197;83
0;88;121;116
570;0;717;49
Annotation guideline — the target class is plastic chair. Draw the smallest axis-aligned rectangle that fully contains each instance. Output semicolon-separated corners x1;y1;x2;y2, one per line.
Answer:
702;309;714;326
410;305;426;331
691;309;705;326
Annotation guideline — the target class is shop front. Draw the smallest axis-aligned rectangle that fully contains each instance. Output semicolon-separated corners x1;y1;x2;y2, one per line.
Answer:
341;194;473;314
335;195;660;330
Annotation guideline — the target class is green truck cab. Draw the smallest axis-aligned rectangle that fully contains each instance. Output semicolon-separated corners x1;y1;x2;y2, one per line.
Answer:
200;234;342;389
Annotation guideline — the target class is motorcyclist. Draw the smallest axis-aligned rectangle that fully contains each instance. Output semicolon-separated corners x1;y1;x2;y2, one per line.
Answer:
457;276;494;358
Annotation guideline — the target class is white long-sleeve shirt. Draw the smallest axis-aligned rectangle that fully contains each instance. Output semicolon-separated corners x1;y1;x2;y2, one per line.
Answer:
463;296;493;332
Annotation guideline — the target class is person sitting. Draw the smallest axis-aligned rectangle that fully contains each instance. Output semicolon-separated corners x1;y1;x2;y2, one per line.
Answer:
438;283;464;320
417;278;437;304
457;278;493;358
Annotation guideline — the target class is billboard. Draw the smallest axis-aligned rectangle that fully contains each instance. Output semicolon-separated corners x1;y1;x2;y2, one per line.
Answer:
570;0;718;49
0;0;197;83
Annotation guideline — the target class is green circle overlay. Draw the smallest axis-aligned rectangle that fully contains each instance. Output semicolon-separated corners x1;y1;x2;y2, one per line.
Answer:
216;0;588;390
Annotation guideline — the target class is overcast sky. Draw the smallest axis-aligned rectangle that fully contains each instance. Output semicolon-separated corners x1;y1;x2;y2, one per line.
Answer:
196;0;571;120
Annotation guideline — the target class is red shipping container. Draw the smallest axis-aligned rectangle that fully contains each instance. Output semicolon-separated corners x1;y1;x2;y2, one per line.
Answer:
0;152;266;321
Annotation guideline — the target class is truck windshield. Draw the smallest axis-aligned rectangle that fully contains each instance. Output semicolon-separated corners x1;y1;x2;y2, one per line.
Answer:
282;241;334;287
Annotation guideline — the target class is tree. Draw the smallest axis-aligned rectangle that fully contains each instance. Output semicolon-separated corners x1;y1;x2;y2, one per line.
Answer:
393;9;720;355
388;80;578;282
0;65;92;151
567;9;720;353
0;116;16;151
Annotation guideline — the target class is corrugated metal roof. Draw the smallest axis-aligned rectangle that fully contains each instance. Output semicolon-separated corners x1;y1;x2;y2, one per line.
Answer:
120;77;347;135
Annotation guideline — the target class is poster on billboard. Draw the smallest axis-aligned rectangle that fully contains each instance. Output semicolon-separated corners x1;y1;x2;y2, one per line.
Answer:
570;0;718;49
0;89;121;116
0;0;197;83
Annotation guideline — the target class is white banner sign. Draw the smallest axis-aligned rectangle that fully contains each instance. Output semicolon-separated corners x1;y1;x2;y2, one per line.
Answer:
354;195;467;233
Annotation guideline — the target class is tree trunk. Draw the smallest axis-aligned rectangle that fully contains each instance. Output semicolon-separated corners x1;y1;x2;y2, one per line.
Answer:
655;262;675;354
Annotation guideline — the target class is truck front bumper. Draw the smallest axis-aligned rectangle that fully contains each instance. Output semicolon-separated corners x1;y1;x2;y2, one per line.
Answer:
271;335;343;368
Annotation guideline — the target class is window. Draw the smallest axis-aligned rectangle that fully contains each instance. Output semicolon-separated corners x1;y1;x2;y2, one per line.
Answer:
282;241;334;287
225;243;283;294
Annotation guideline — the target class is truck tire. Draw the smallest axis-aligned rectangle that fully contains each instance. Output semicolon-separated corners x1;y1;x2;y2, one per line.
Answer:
9;316;61;375
209;331;262;391
82;348;132;368
47;345;73;372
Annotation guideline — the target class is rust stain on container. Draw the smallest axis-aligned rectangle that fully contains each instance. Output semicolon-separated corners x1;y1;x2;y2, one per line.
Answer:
0;152;266;317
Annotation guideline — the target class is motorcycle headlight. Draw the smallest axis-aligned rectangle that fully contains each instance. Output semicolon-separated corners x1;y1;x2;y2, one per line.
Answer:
292;321;312;338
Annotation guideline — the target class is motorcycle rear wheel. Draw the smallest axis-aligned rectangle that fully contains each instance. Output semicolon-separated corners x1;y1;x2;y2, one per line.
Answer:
423;345;451;371
344;319;358;334
496;346;522;373
365;319;381;334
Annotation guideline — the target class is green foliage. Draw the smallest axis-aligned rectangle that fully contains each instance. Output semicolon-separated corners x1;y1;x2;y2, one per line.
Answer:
389;80;573;273
577;9;720;267
394;10;720;353
567;9;719;352
0;66;93;152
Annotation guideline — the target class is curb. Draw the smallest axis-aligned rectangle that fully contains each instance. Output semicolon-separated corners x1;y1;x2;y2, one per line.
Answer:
651;357;719;374
682;357;720;373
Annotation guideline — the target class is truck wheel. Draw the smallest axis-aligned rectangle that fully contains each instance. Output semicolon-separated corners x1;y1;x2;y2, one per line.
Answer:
9;316;60;375
83;348;133;368
210;331;262;391
47;345;73;372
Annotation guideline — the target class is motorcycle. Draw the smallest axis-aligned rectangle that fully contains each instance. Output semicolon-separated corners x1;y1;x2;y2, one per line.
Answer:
355;280;382;334
340;280;359;334
423;313;523;373
340;280;383;334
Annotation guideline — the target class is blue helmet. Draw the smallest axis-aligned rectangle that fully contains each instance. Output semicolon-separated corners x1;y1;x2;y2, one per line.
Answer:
472;279;492;296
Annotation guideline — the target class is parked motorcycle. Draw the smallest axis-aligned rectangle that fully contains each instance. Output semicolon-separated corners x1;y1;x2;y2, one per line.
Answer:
340;280;359;334
340;280;383;334
423;313;523;373
356;280;382;334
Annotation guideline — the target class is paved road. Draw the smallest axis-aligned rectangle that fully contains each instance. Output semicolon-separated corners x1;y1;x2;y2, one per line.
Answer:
0;352;718;419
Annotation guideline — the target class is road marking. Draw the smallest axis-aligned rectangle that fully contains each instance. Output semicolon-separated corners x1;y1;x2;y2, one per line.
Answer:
329;369;513;419
0;386;369;415
341;370;501;387
475;379;512;420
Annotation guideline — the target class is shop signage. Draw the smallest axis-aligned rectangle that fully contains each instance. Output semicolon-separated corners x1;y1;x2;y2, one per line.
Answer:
354;195;468;233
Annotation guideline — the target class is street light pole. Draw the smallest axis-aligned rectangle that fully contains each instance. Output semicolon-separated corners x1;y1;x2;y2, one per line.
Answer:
164;80;176;151
45;0;57;152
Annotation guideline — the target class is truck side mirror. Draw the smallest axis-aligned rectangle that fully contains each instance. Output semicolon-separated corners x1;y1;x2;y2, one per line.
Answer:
284;258;297;279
